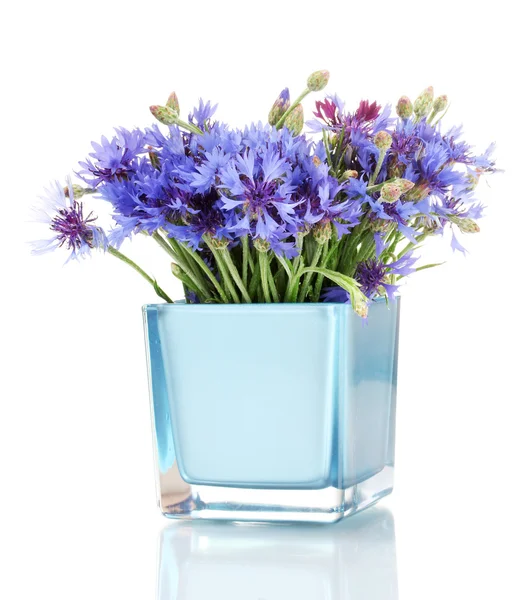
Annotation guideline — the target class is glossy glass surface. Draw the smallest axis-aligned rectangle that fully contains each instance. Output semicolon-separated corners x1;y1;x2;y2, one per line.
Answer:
143;300;400;523
157;507;398;600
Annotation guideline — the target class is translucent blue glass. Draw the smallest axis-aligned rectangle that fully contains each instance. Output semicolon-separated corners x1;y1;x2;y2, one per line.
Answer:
143;299;400;523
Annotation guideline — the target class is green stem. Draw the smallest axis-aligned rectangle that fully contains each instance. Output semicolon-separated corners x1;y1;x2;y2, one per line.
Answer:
180;242;229;303
369;149;387;186
241;236;250;288
221;248;252;303
266;257;280;303
258;251;271;303
203;237;240;303
285;234;305;301
153;232;210;300
249;259;262;300
299;243;323;301
313;241;329;302
175;118;203;135
108;246;173;303
366;178;396;193
276;88;311;129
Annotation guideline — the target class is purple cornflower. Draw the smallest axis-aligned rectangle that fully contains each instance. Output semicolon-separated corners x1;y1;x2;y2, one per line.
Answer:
219;148;298;243
78;128;146;187
189;99;218;131
32;180;107;261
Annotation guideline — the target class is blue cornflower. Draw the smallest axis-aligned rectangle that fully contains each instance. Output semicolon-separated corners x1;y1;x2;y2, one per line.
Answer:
219;147;299;243
78;128;146;187
167;188;233;250
189;99;218;131
32;180;107;261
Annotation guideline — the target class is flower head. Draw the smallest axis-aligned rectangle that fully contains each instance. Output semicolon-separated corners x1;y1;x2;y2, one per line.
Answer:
32;180;107;261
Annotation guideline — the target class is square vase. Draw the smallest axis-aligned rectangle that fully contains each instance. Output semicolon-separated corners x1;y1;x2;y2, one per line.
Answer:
143;299;400;524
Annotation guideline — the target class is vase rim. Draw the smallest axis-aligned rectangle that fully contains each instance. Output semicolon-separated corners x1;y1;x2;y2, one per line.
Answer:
142;297;398;310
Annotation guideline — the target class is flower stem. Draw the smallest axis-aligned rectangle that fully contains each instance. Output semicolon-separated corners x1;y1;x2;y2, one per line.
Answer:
221;248;252;303
203;236;241;303
313;241;329;302
258;251;271;303
153;232;210;300
266;256;280;302
107;246;173;303
241;235;250;288
275;88;310;129
299;243;323;301
180;242;229;303
369;149;387;186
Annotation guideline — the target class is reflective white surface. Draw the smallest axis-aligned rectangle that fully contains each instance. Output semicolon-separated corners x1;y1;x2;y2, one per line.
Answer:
157;507;398;600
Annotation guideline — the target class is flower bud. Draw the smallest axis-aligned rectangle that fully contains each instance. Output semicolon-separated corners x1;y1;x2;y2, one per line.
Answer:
64;184;93;199
254;238;270;253
405;183;431;201
456;218;480;234
374;131;392;151
150;105;178;125
396;96;413;119
414;86;434;119
307;70;330;92
268;88;290;126
353;297;369;319
171;262;184;278
343;169;359;179
285;104;304;136
313;221;332;244
148;149;160;169
433;94;448;113
166;92;180;115
380;179;415;203
396;178;416;194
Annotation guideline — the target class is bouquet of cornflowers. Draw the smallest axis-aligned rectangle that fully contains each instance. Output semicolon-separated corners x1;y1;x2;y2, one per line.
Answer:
33;70;496;317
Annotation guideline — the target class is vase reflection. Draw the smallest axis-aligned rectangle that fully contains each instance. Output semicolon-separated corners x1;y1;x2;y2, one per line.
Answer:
157;506;398;600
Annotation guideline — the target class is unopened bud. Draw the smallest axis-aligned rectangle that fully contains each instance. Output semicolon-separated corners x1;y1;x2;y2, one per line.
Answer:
150;105;178;125
414;86;434;118
433;94;448;113
166;92;180;114
64;184;93;199
374;131;392;151
396;96;413;119
285;104;304;136
148;148;160;169
456;218;480;234
353;297;369;319
268;88;290;126
380;179;415;203
343;169;359;179
254;238;270;253
171;263;184;278
396;178;416;194
307;70;330;92
313;221;332;244
405;183;431;201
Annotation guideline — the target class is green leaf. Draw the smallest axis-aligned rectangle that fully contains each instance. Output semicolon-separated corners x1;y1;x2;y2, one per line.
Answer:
415;262;445;272
153;279;173;303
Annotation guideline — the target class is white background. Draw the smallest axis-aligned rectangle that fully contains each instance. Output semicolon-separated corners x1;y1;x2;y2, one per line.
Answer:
1;1;515;598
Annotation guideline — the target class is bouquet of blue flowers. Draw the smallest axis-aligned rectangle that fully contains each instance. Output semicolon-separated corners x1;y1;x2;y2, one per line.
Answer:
33;71;496;317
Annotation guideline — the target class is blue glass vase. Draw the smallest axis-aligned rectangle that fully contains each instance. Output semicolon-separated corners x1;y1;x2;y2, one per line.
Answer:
143;299;400;523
